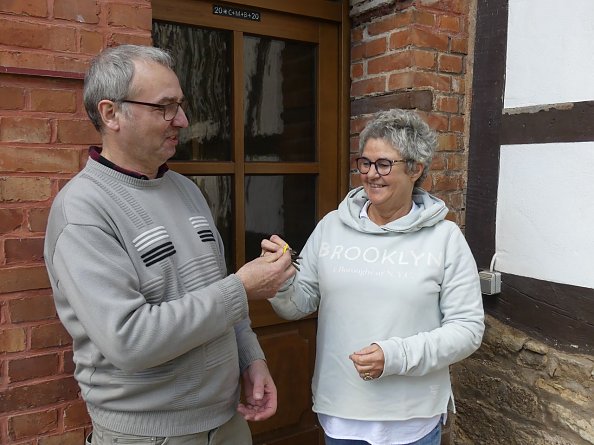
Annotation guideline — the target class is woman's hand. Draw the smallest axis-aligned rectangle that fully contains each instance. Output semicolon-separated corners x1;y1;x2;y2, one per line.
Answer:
260;235;301;271
349;343;385;381
260;234;288;257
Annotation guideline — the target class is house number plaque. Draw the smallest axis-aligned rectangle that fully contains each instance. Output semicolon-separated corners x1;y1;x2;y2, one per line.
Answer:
213;5;261;21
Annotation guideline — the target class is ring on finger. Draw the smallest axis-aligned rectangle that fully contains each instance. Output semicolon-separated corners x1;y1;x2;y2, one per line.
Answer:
362;372;373;381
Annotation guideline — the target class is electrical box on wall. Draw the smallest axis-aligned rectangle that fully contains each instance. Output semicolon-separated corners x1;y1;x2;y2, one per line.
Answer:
479;270;502;295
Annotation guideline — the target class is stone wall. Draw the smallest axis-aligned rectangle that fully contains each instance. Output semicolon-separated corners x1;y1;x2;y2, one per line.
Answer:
452;315;594;444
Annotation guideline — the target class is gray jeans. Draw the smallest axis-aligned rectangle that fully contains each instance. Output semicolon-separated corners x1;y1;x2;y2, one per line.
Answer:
86;412;252;445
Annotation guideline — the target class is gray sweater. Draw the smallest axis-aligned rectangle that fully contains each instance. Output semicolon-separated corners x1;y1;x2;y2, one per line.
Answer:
44;158;264;436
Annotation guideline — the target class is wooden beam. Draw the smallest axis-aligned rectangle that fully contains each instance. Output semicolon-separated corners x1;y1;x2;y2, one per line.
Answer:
465;0;508;268
484;273;594;353
501;101;594;144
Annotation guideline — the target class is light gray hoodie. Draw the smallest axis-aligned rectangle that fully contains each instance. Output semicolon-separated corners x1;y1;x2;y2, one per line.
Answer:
269;187;484;420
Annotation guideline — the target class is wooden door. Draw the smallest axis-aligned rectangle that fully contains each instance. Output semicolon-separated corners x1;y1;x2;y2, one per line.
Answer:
152;1;348;443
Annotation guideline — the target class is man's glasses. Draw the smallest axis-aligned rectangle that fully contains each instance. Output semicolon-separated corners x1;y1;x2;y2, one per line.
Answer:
355;157;408;176
121;99;187;121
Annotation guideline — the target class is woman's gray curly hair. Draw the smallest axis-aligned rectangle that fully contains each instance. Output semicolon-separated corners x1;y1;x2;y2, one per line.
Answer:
358;108;437;188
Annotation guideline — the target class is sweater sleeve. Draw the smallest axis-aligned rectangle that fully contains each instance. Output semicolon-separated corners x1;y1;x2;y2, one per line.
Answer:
234;318;265;372
376;227;485;377
48;222;248;372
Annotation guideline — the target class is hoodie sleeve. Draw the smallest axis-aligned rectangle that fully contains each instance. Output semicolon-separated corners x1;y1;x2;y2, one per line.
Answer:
376;225;485;377
267;218;324;320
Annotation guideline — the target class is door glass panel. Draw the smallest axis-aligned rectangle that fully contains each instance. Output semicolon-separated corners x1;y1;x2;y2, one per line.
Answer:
187;176;233;272
153;21;232;161
244;36;316;162
244;175;316;261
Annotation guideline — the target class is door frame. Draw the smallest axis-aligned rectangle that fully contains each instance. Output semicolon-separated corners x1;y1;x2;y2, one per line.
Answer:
152;0;350;267
153;0;350;329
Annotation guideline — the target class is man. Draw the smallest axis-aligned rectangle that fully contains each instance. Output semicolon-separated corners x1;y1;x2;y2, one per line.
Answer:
44;44;295;445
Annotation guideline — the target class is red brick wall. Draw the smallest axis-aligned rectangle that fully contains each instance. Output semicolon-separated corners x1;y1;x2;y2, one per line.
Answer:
349;0;472;227
0;1;151;443
1;0;474;443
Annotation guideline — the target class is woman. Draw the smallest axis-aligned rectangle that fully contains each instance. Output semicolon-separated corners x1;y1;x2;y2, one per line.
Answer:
263;109;484;445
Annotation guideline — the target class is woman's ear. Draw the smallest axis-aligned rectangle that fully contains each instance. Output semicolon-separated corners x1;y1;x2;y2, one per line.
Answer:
97;100;120;131
410;162;425;182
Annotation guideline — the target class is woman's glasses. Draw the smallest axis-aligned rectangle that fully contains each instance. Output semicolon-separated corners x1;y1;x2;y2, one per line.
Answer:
355;157;407;176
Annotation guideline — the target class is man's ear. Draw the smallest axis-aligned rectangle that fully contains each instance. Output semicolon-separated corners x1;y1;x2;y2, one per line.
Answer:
97;100;120;131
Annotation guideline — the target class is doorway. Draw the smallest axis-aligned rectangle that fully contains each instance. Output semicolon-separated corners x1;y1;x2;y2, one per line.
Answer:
152;1;348;443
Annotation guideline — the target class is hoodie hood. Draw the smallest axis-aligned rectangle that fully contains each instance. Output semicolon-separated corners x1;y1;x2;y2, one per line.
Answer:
338;186;449;234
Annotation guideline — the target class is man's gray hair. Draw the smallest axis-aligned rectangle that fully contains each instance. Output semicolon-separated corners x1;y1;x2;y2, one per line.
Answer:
83;44;174;131
358;109;437;187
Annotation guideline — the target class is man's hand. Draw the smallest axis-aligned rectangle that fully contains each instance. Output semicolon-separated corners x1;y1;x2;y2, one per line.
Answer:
237;359;277;421
236;246;295;300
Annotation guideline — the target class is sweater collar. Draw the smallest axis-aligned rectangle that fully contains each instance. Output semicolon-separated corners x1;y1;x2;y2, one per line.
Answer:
89;146;169;180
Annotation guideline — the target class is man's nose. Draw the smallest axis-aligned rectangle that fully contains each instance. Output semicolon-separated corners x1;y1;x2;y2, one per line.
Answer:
172;106;189;128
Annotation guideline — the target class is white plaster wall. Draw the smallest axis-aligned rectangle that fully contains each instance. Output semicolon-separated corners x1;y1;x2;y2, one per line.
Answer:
504;0;594;108
495;1;594;289
496;142;594;288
